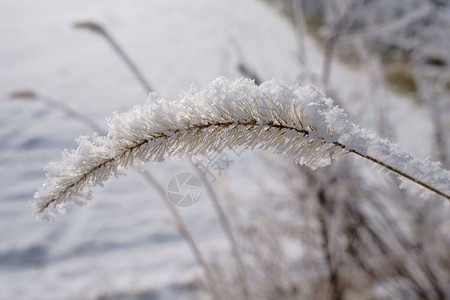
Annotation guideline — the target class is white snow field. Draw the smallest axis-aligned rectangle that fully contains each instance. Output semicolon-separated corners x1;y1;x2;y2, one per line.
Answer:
0;0;441;299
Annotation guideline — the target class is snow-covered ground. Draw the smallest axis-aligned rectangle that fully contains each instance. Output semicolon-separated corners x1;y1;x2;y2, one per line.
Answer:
0;0;437;299
0;1;300;299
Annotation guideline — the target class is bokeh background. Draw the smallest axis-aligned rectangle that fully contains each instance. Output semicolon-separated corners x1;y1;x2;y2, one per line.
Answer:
1;0;449;299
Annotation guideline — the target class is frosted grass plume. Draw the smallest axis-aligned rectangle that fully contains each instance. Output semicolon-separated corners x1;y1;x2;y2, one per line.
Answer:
34;77;450;219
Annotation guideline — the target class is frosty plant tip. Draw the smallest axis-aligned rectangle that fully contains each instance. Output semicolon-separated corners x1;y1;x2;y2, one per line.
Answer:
34;77;450;219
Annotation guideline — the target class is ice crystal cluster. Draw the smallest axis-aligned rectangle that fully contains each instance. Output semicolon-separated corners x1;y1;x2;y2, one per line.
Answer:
34;77;450;219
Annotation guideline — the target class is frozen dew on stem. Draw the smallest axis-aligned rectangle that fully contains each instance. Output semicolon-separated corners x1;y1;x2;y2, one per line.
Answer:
33;77;450;219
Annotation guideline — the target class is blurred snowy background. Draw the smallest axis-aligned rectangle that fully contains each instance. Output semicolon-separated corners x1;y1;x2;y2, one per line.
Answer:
1;0;449;299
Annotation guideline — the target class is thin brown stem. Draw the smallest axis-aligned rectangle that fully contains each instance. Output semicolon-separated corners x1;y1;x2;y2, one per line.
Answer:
75;24;253;297
17;90;220;299
193;163;253;300
321;0;361;90
141;171;222;300
317;188;342;300
40;120;449;215
342;145;449;200
74;21;153;93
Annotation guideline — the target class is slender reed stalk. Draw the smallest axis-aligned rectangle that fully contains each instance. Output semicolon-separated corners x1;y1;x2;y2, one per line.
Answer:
337;2;434;44
291;0;308;67
314;185;343;300
321;0;361;90
231;38;262;86
193;166;253;299
33;78;450;219
9;91;105;134
140;170;222;300
345;147;449;200
73;21;153;93
73;21;252;299
10;90;221;299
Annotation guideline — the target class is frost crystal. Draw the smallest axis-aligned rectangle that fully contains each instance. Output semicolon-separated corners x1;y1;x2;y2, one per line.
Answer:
33;77;450;219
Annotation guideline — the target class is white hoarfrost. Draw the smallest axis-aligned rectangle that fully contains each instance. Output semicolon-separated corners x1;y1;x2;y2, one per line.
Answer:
34;77;450;219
